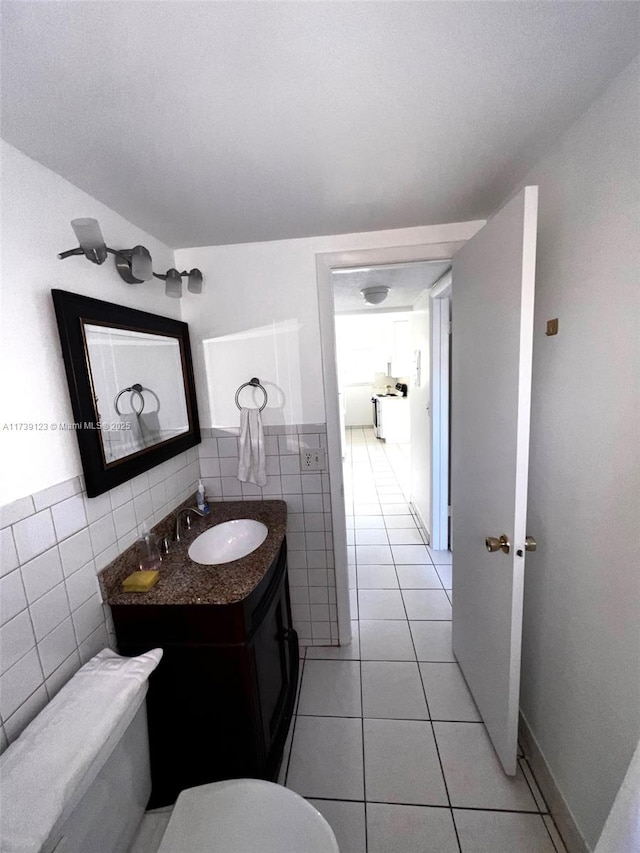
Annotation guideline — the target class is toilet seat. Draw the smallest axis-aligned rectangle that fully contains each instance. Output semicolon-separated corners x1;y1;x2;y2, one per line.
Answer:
157;779;340;853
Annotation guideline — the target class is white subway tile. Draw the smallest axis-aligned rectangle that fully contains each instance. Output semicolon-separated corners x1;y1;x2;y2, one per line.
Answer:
79;623;110;663
29;582;71;642
33;478;80;511
0;528;19;578
83;492;111;524
219;457;238;476
21;547;64;603
45;650;81;699
280;455;301;475
66;561;100;611
265;456;281;476
130;471;150;497
301;474;322;495
51;494;87;542
12;509;56;564
113;501;136;539
200;457;221;477
58;529;93;577
38;617;77;678
133;491;153;526
218;437;239;457
1;496;35;529
281;475;302;494
0;646;44;720
0;570;27;625
221;477;243;497
72;594;104;645
0;611;36;674
89;514;117;556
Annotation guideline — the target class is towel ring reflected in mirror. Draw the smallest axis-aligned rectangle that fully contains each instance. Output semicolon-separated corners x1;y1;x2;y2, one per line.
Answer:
235;378;268;412
114;384;145;416
113;384;162;417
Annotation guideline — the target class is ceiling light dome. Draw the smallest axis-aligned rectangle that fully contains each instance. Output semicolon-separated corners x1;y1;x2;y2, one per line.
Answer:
361;286;389;305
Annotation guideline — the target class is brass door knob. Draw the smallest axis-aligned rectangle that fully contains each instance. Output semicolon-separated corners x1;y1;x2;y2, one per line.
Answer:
485;535;510;555
525;536;537;552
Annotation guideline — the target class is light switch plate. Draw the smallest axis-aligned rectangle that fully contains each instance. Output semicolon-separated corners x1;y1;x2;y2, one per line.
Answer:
546;318;559;336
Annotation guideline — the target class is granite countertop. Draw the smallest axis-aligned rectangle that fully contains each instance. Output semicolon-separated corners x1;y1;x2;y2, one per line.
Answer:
99;498;287;606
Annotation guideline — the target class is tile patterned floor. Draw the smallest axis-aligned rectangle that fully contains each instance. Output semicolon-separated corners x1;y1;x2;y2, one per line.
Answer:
279;427;567;853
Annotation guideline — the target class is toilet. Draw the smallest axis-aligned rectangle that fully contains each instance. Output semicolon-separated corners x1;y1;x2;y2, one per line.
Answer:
0;649;338;853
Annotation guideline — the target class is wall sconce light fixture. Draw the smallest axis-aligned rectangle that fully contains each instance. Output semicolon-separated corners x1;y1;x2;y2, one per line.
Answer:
58;218;203;298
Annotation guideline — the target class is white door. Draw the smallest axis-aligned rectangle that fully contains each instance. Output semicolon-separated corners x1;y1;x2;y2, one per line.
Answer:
451;185;538;775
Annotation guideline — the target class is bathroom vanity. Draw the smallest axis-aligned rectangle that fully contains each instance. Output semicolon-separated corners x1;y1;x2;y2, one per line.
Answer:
100;499;297;807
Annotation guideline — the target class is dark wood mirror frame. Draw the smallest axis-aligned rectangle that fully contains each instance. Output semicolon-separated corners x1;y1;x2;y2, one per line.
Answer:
52;289;200;497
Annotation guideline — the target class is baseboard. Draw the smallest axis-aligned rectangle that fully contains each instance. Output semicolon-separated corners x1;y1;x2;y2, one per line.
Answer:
519;711;590;853
409;501;431;545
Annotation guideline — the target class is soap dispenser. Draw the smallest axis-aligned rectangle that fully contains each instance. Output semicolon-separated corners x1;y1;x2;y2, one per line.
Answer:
196;479;210;514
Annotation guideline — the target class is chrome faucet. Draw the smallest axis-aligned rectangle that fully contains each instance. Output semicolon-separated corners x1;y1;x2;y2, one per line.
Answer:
174;506;207;542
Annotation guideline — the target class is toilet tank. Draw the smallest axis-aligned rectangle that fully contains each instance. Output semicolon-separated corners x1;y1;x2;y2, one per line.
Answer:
41;692;151;853
1;649;161;853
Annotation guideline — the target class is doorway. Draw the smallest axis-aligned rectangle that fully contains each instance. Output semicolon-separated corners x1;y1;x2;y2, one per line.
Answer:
316;247;459;645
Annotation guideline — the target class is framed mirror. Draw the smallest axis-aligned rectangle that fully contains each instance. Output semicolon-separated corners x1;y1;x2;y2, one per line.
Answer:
52;289;200;497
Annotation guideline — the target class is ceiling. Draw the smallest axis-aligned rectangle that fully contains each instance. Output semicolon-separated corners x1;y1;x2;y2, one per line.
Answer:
332;261;450;313
1;2;638;249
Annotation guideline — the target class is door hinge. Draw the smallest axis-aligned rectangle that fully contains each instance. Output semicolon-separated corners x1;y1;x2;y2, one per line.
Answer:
447;506;452;517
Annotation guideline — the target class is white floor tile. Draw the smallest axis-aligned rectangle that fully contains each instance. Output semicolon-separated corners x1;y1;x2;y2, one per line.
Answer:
434;722;538;811
307;800;366;853
367;803;459;853
306;622;360;660
435;564;452;588
363;719;448;806
349;588;358;619
297;660;362;717
402;589;452;620
427;546;452;565
356;565;399;589
354;516;386;529
287;716;364;800
381;503;411;515
362;661;428;719
355;529;389;545
454;809;556;852
391;544;431;564
356;545;394;565
354;503;382;515
396;565;443;589
410;621;456;662
419;663;481;721
386;528;424;545
359;620;415;661
358;589;406;620
384;514;417;529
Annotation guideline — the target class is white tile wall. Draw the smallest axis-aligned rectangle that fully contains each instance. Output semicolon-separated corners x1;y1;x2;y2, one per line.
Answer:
0;447;200;752
198;423;337;647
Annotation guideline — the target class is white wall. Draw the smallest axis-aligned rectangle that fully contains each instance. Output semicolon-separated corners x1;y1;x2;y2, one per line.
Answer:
175;222;482;430
516;58;639;850
0;142;177;505
409;288;432;533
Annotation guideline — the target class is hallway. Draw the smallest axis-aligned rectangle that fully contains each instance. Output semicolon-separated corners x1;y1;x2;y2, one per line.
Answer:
280;427;566;852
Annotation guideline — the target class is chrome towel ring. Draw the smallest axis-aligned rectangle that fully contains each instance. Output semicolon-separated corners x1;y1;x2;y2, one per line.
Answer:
114;383;145;416
235;377;268;412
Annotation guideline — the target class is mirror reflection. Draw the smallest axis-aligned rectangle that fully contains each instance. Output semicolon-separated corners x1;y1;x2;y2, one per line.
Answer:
83;323;189;464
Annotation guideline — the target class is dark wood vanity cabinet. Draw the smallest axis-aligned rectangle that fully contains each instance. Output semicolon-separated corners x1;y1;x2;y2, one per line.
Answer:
111;540;298;807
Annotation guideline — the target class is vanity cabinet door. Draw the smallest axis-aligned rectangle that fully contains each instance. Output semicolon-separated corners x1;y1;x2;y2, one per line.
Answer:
251;575;298;772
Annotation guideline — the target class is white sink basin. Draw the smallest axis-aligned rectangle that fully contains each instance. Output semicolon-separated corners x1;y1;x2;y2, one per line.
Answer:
188;519;268;565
